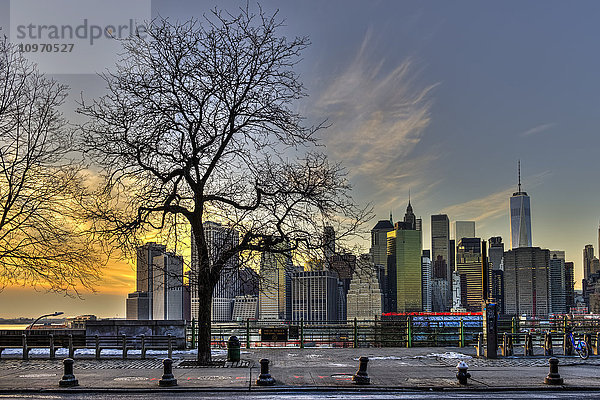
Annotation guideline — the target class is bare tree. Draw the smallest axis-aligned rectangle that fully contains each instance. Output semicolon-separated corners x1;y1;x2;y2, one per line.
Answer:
78;7;369;364
0;38;102;292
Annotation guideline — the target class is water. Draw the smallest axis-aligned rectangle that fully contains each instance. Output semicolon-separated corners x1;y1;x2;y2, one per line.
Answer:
0;324;29;330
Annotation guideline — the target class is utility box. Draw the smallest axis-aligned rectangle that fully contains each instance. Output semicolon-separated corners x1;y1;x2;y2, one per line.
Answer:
483;302;498;359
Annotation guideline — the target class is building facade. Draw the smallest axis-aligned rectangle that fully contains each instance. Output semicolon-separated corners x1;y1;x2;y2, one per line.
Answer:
504;247;549;317
346;255;383;320
258;242;292;320
431;214;451;310
152;252;185;320
387;201;423;313
232;295;258;321
190;222;240;322
548;253;566;314
455;238;484;312
454;221;476;244
421;250;432;312
291;270;338;322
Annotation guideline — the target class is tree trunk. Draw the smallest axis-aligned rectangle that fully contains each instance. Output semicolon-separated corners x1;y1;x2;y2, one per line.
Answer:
196;281;213;365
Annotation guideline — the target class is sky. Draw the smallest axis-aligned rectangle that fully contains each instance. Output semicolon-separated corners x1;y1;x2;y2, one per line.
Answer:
1;0;599;318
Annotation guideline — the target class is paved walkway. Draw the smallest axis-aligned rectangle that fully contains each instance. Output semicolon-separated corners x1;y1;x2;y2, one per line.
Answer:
1;347;599;392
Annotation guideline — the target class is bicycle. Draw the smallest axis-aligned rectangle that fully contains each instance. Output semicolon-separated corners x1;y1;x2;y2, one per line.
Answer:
567;331;589;359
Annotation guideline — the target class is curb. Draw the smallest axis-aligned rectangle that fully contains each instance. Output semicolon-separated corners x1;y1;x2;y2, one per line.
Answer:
3;385;600;394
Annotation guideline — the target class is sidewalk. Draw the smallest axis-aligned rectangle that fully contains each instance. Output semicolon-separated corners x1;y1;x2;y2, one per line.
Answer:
1;347;600;392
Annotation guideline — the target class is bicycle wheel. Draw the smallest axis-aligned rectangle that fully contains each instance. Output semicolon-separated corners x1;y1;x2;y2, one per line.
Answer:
577;343;589;360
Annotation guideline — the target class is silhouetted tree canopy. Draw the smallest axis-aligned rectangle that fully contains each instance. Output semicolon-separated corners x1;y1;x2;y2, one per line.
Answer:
0;38;102;293
78;6;369;364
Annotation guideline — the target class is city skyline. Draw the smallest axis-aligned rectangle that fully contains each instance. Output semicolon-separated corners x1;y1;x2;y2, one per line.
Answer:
1;0;600;317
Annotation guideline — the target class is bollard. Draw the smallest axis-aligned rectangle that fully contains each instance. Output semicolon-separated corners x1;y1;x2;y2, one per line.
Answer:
544;332;553;356
502;333;513;357
49;334;56;360
524;333;533;356
352;356;371;385
476;332;484;357
158;358;177;386
256;358;275;386
456;361;471;385
596;332;600;356
227;336;241;362
22;334;28;361
583;333;592;354
507;334;513;356
563;333;572;356
544;357;563;385
59;358;79;387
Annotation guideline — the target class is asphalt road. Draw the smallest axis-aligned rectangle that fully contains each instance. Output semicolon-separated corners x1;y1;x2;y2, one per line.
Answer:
2;391;600;400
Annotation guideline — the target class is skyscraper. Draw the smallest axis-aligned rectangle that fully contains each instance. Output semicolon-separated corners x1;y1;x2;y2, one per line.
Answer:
431;214;450;310
548;253;566;314
190;221;240;321
126;242;166;320
152;251;185;320
421;250;432;312
488;237;505;313
510;161;532;249
291;270;338;322
455;238;484;312
454;221;476;244
504;247;549;317
584;245;595;280
431;215;450;276
346;254;383;320
564;261;575;311
386;200;423;312
370;218;394;270
258;240;292;320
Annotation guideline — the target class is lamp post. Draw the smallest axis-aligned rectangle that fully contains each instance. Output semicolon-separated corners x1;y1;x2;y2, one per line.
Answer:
27;311;64;330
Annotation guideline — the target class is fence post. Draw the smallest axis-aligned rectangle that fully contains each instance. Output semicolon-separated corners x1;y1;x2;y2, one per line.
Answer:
246;319;250;349
49;334;55;360
407;315;413;348
459;318;464;348
122;334;127;359
191;318;196;349
95;335;100;360
22;334;28;361
68;334;74;359
511;316;517;334
353;317;358;349
300;318;305;349
141;334;146;360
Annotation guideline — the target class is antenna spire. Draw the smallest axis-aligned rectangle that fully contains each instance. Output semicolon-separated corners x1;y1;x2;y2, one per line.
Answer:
518;160;521;192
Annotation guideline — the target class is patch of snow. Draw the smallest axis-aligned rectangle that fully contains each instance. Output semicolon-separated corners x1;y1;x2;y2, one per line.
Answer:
426;352;472;360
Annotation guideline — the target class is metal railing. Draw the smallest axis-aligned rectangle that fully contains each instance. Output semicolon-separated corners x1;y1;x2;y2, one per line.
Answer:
186;315;600;350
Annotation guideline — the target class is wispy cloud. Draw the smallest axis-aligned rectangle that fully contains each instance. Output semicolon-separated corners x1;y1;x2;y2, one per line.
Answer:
521;123;556;137
313;31;439;198
440;170;552;228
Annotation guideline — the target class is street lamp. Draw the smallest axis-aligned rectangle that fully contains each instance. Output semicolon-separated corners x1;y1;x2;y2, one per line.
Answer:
27;311;64;330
